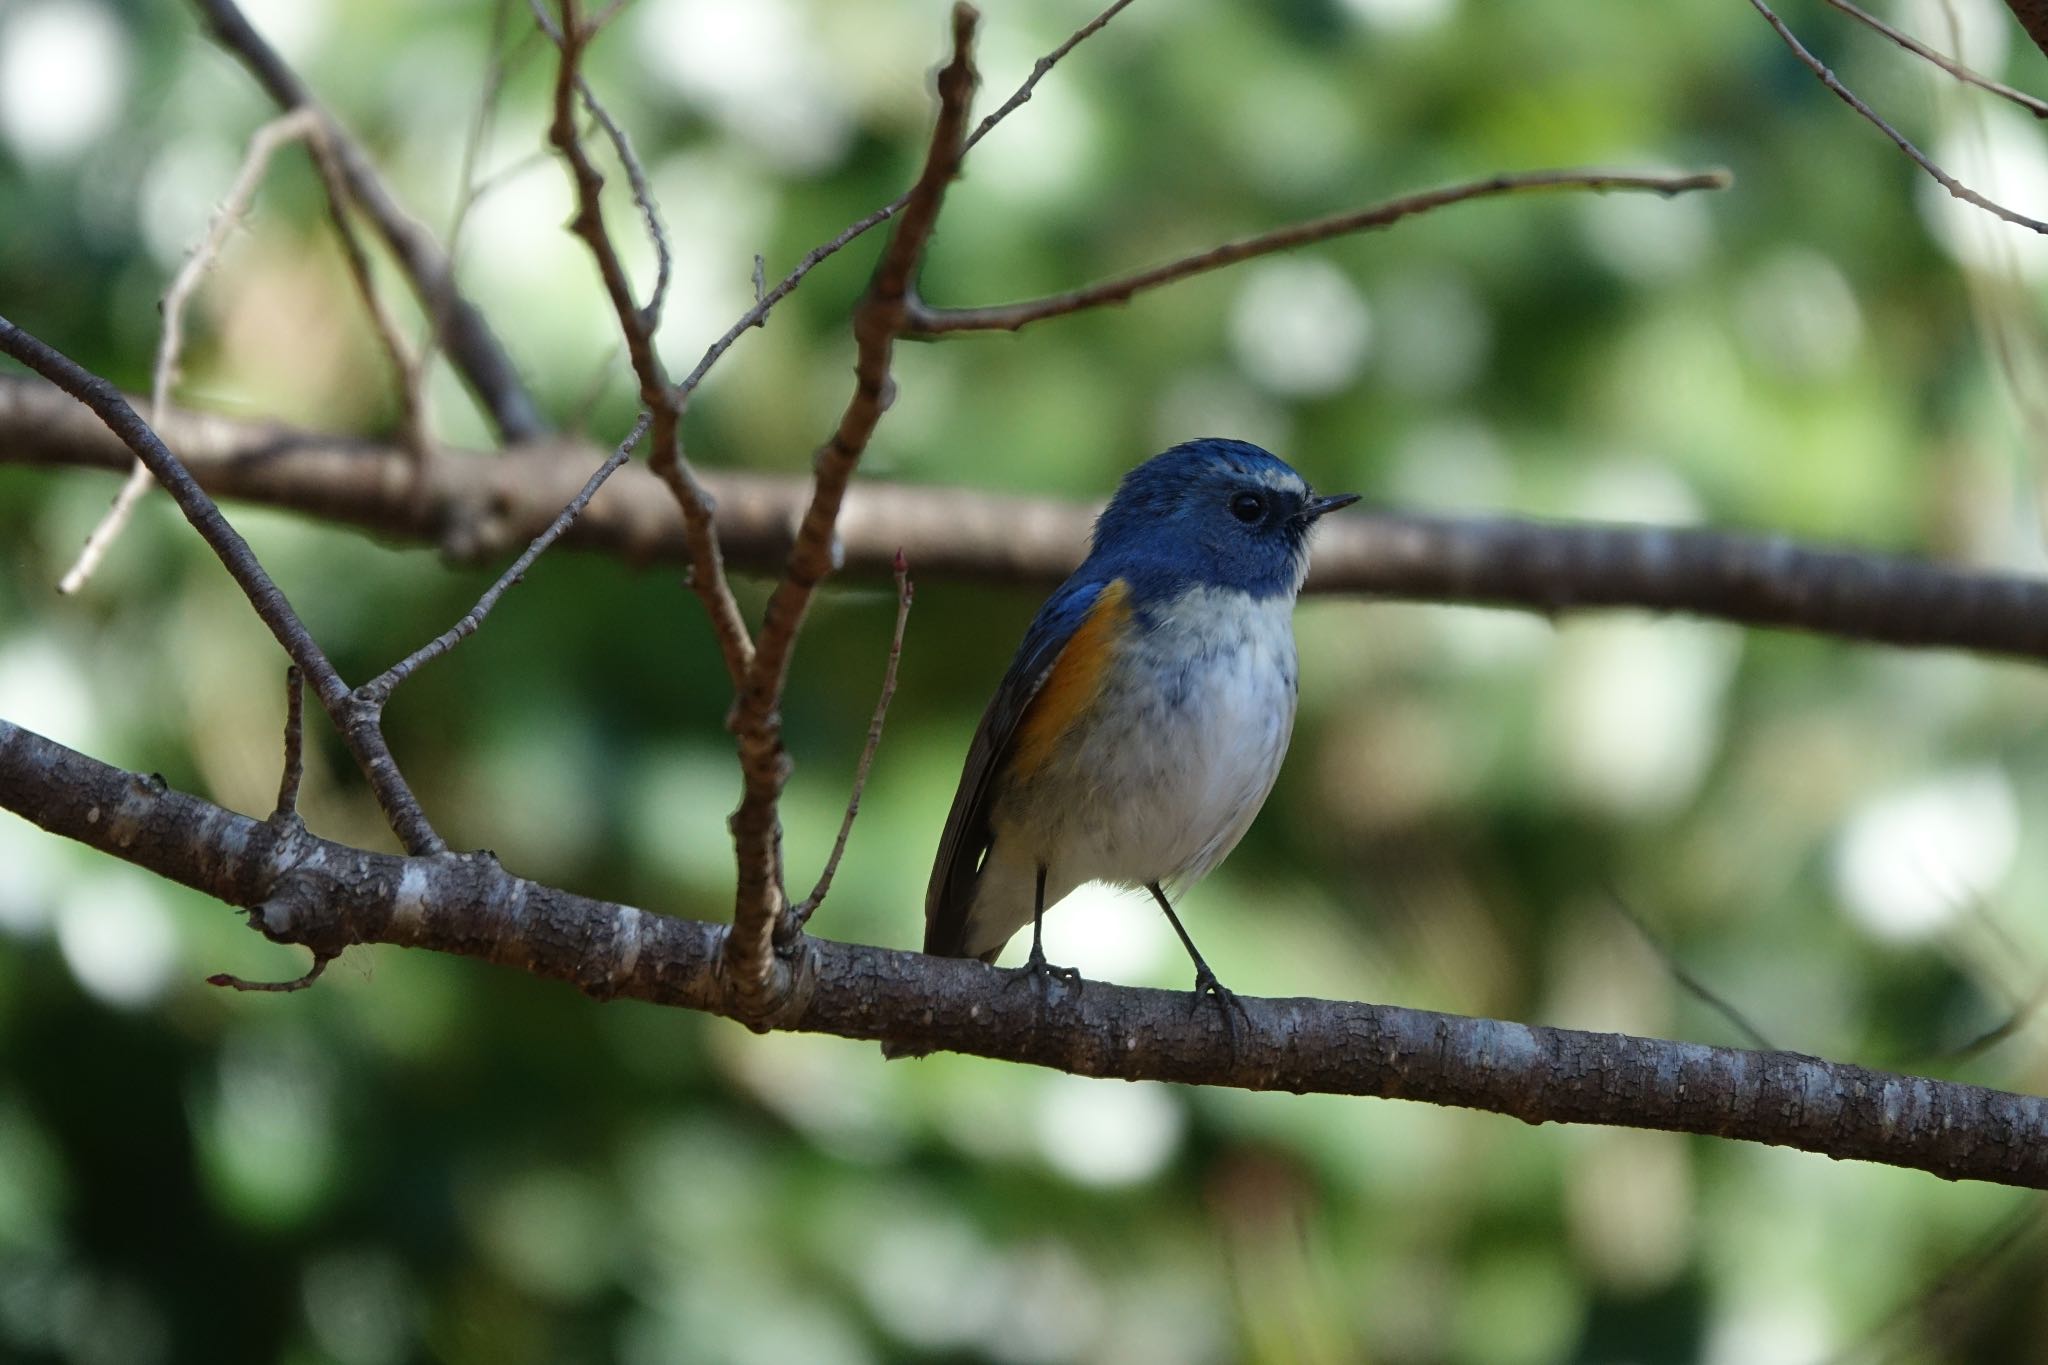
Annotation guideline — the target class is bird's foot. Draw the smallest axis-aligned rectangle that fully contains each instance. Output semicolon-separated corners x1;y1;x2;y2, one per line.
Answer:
1005;941;1084;996
1191;964;1251;1035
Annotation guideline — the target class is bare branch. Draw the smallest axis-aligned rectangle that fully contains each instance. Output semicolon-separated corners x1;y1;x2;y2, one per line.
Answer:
538;0;755;686
0;320;444;855
59;109;323;595
275;664;305;820
723;3;981;1011
1750;0;2048;234
358;412;646;707
19;382;2048;664
905;168;1733;335
299;130;434;470
189;0;547;442
9;715;2048;1189
670;0;1140;404
207;951;333;993
789;551;914;937
1825;0;2048;118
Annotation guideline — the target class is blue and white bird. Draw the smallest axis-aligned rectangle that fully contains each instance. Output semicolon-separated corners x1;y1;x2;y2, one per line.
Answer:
915;438;1358;1016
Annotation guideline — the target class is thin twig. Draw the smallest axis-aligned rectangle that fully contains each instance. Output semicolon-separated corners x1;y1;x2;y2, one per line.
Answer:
358;411;647;706
960;0;1135;153
1748;0;2048;234
670;0;1140;404
1823;0;2048;118
537;0;755;685
0;317;446;855
722;4;981;1009
189;0;546;442
274;664;305;820
905;168;1734;335
208;950;335;993
58;109;322;595
1605;885;1776;1051
788;551;914;937
300;130;434;472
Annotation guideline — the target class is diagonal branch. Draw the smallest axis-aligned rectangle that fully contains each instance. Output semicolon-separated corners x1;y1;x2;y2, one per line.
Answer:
0;319;445;856
357;411;648;708
671;0;1140;404
1825;0;2048;118
15;381;2048;663
6;715;2048;1190
188;0;547;443
721;3;980;1013
904;168;1733;335
1750;0;2048;235
537;0;755;687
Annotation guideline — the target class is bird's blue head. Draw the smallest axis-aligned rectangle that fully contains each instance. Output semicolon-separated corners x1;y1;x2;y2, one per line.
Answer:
1087;438;1359;600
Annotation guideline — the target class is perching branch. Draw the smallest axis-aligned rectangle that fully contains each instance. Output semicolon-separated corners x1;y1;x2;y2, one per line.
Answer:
188;0;546;443
5;715;2046;1189
0;318;445;857
722;3;980;1012
905;168;1735;336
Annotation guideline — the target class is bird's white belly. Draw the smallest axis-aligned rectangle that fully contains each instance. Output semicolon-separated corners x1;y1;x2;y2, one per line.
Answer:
1004;587;1299;895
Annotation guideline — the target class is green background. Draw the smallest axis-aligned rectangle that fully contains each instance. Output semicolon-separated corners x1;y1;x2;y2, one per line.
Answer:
2;0;2046;1360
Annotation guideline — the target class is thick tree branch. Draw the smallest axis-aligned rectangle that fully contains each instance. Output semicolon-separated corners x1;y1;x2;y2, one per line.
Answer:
723;4;979;1012
189;0;547;443
4;715;2045;1189
0;324;445;856
12;379;2048;663
905;168;1733;335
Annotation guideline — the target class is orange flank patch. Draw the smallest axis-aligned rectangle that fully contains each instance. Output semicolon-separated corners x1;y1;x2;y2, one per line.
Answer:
1010;579;1131;781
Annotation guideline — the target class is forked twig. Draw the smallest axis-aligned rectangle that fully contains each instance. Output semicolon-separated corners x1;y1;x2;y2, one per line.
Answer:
537;0;755;686
670;0;1141;403
788;551;914;937
905;168;1733;335
189;0;546;442
722;4;981;1002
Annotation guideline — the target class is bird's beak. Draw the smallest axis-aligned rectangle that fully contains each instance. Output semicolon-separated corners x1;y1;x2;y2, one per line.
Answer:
1302;492;1361;522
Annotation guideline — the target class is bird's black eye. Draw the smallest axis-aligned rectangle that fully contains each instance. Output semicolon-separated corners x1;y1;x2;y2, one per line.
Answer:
1229;491;1265;524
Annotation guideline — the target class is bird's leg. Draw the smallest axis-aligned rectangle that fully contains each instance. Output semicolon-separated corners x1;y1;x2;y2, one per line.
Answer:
1148;882;1249;1032
1008;864;1082;991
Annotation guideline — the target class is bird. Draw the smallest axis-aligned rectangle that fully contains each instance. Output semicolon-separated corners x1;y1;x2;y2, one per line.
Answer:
891;438;1357;1054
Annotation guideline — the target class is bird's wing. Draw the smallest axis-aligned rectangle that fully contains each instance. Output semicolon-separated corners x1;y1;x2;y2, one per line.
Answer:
924;575;1130;956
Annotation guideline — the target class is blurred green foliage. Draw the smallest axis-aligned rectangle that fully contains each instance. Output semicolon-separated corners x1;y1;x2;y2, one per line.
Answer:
3;0;2048;1360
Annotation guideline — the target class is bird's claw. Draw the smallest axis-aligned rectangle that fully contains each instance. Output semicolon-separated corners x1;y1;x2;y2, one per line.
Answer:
1191;965;1250;1033
1006;943;1083;995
